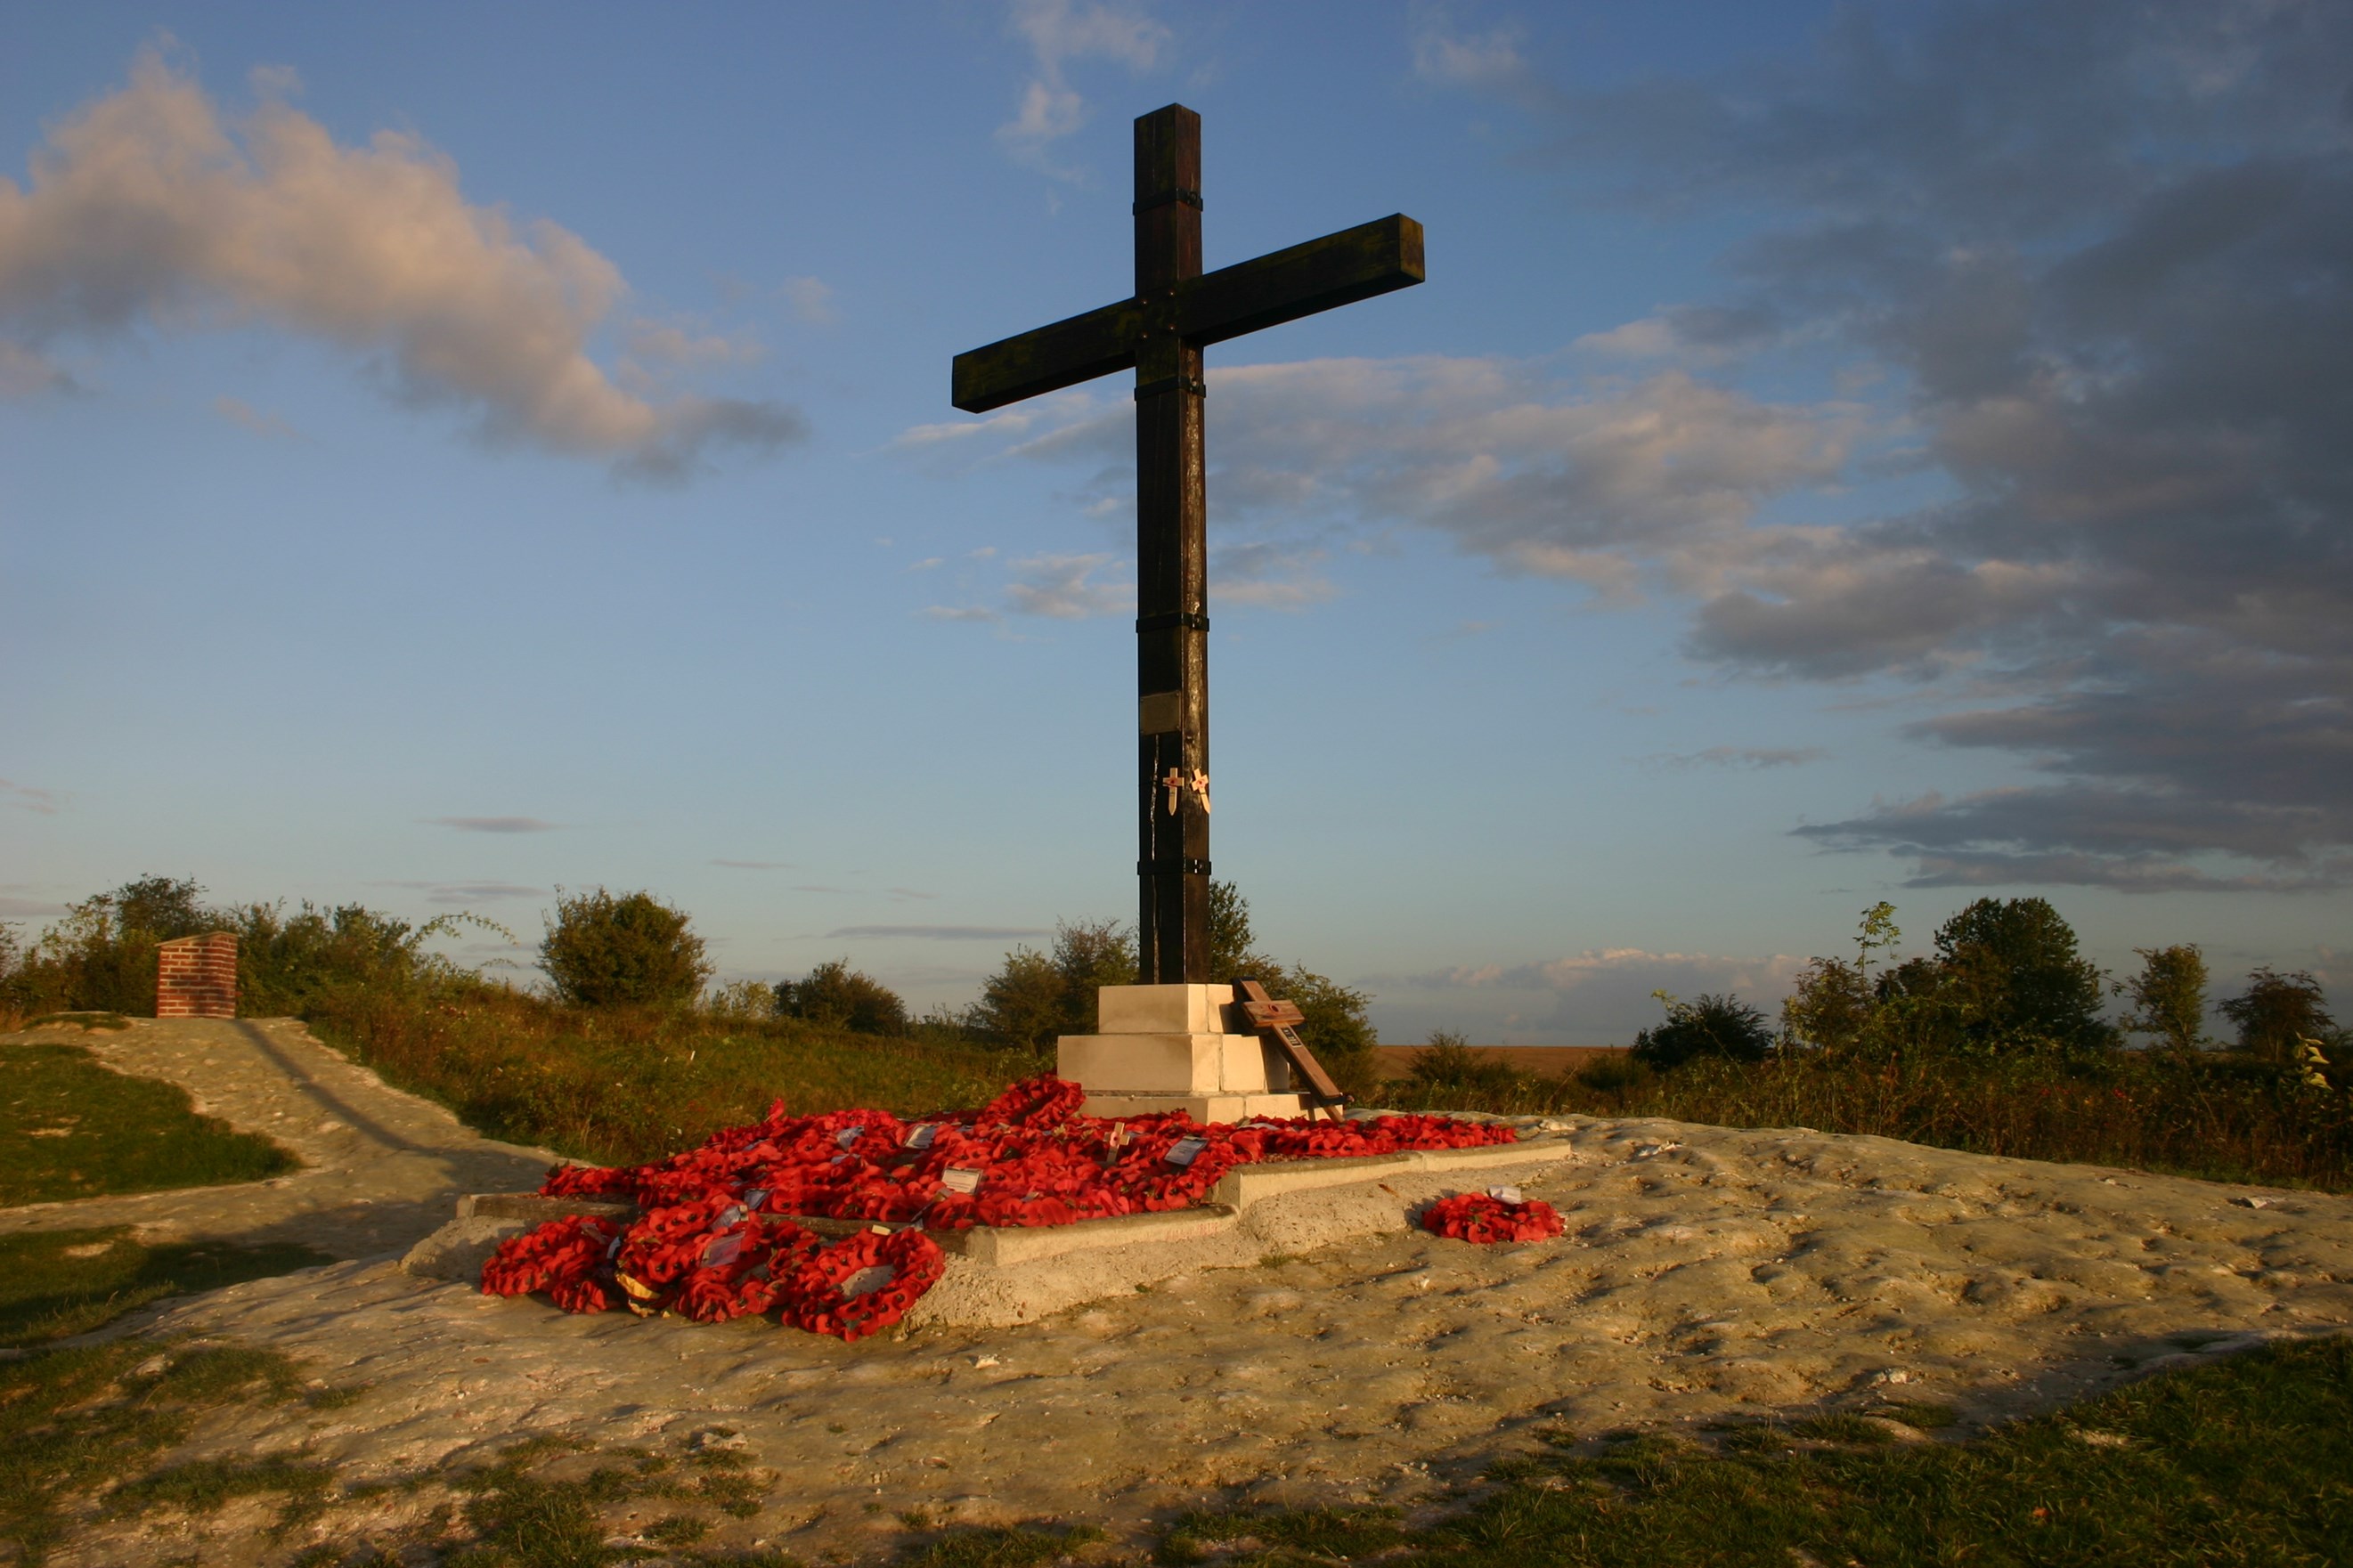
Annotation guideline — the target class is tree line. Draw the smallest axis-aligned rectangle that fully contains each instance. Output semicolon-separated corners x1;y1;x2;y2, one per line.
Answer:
1;875;1380;1079
1631;897;2339;1073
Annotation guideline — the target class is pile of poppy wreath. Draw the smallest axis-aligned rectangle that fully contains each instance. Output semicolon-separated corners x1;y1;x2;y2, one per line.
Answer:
1419;1189;1565;1244
482;1073;1516;1340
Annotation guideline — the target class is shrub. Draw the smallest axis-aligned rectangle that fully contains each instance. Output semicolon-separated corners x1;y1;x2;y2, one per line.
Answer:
2125;945;2211;1055
1633;991;1775;1070
778;961;908;1036
1262;962;1378;1089
1208;879;1257;983
1572;1052;1651;1101
1201;881;1379;1087
704;979;781;1021
3;875;222;1017
1934;897;2114;1055
2219;968;2336;1066
969;919;1137;1051
1781;955;1875;1053
538;888;712;1009
229;901;491;1016
1783;899;2119;1060
1407;1028;1518;1098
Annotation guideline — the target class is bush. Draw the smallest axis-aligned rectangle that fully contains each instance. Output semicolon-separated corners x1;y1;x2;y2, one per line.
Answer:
230;901;486;1016
1633;991;1775;1070
1407;1029;1518;1098
1782;899;2119;1060
538;888;712;1009
2219;968;2336;1066
1934;897;2114;1055
969;918;1137;1052
2125;944;2211;1055
2;875;221;1017
704;979;781;1021
778;961;908;1036
1261;962;1378;1090
1201;881;1379;1089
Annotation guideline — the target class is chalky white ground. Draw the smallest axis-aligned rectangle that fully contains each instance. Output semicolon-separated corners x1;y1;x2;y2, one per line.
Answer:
15;1020;2353;1562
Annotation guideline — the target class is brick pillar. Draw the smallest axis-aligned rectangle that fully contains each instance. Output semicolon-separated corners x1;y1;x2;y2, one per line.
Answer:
157;931;238;1019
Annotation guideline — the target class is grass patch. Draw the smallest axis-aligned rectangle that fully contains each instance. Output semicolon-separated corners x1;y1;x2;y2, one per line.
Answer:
900;1523;1105;1566
0;1042;297;1206
1391;1045;2353;1192
5;1328;2345;1565
25;1012;132;1031
1163;1336;2353;1565
430;1434;769;1564
305;984;1033;1166
0;1227;336;1346
0;1338;347;1565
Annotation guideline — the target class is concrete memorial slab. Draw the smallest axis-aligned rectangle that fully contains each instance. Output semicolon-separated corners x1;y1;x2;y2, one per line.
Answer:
1054;982;1307;1121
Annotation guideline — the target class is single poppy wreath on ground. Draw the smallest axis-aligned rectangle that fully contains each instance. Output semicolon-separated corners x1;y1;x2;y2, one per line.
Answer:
485;1073;1518;1339
1419;1189;1565;1244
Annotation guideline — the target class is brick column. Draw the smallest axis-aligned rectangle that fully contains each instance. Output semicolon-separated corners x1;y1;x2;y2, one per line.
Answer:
157;931;238;1019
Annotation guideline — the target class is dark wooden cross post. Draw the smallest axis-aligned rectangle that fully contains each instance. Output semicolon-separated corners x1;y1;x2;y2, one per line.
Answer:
954;104;1423;983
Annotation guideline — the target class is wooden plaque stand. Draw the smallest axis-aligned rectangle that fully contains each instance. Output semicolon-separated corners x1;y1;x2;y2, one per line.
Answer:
1235;979;1350;1122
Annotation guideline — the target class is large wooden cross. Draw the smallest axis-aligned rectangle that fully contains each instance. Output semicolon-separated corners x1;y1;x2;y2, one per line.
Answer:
953;104;1424;984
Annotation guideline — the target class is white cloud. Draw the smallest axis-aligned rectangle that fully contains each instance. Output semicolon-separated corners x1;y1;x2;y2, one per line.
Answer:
0;340;76;397
0;895;68;919
0;47;801;477
368;879;544;904
623;319;762;370
932;354;1862;607
1410;23;1540;100
211;394;297;439
1005;552;1129;618
0;778;61;814
1572;317;1677;359
779;275;836;325
1644;746;1829;771
1209;541;1337;609
996;0;1169;176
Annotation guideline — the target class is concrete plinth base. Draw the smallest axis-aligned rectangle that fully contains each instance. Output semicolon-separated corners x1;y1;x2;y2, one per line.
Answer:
1076;1091;1311;1121
1056;983;1300;1124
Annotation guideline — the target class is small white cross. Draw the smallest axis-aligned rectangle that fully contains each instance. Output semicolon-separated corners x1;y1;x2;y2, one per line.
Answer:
1160;767;1210;815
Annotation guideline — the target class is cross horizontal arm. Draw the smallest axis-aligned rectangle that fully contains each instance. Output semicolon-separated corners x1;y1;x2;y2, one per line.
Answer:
952;215;1424;415
953;298;1144;414
1178;214;1424;349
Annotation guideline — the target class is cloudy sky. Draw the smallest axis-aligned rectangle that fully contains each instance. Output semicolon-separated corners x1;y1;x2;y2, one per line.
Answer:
4;1;2346;1043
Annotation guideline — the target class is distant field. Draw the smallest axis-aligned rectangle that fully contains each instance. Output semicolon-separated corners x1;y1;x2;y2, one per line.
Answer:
1372;1044;1627;1080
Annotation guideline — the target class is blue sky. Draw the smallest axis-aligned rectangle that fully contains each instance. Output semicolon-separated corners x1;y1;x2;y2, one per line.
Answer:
4;1;2347;1043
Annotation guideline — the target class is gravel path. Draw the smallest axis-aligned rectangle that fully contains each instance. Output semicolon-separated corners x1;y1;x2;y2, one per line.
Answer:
0;1017;558;1258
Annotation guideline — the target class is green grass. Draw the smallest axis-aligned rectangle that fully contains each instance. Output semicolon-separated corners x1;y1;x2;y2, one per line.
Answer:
304;983;1035;1166
24;1012;132;1031
0;1226;337;1346
0;1042;298;1205
1391;1045;2353;1193
1158;1335;2353;1566
0;1338;353;1565
438;1437;769;1565
4;1330;2346;1565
